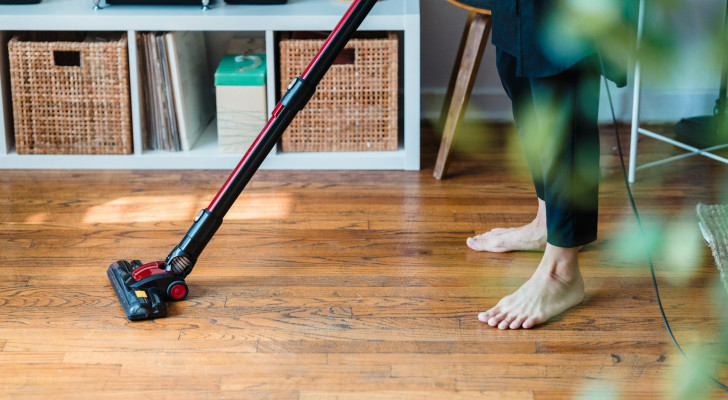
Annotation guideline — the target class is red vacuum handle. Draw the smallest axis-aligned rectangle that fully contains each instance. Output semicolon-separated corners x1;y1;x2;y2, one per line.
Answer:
208;0;377;214
164;0;380;276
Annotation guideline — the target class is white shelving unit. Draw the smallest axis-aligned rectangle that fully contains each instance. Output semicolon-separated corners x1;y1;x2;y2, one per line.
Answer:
0;0;420;170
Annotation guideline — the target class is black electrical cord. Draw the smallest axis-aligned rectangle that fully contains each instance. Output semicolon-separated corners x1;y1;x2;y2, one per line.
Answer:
599;54;728;392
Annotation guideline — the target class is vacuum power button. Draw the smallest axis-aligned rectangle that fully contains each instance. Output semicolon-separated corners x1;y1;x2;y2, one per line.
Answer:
194;209;205;223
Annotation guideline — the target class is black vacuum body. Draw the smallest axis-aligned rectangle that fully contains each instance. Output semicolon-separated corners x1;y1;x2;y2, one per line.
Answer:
107;260;189;320
107;0;379;321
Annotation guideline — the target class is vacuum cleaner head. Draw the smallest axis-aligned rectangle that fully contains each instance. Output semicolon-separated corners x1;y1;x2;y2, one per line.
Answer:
107;260;189;321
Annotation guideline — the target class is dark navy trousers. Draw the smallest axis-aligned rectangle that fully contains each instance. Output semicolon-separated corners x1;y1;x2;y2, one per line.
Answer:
496;48;602;248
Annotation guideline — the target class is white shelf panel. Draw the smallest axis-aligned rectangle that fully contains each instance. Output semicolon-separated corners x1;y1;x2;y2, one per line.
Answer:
0;149;408;170
0;121;409;170
264;149;409;170
0;31;10;155
0;0;409;31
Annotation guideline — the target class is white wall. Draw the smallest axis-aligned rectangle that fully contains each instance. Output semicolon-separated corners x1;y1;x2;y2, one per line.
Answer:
420;0;726;124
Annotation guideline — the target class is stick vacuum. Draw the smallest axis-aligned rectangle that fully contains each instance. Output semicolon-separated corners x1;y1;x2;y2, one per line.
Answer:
107;0;379;321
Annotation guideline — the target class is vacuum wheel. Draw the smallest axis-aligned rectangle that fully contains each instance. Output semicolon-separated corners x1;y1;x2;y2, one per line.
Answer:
167;281;188;301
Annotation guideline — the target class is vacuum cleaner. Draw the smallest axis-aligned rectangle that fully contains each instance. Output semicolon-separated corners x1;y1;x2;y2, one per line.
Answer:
107;0;379;321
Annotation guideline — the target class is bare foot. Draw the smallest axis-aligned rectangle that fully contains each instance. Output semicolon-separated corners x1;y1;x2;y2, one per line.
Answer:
477;244;585;329
466;198;547;253
466;221;547;252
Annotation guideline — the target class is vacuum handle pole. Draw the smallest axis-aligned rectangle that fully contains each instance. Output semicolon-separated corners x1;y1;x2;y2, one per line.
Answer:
208;0;377;216
164;0;378;275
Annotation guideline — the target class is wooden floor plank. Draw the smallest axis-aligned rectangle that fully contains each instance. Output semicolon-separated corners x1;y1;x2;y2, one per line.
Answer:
219;374;457;392
2;339;258;354
298;391;534;400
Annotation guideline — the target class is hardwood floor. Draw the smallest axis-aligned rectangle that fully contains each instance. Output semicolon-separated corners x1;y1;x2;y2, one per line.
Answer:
1;122;726;399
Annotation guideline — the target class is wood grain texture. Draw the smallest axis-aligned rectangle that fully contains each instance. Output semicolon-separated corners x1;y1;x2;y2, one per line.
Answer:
1;122;727;399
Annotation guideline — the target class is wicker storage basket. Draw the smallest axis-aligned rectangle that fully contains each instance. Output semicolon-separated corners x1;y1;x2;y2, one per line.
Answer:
279;32;398;152
8;32;132;155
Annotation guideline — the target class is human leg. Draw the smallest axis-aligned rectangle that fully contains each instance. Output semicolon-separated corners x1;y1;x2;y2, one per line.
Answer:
467;48;548;253
478;57;601;329
531;58;601;248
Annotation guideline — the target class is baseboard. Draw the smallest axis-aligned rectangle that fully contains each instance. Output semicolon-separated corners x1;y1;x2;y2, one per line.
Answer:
420;87;513;123
420;85;720;125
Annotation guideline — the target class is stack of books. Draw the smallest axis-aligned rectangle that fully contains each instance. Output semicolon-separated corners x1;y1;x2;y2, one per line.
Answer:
137;31;215;152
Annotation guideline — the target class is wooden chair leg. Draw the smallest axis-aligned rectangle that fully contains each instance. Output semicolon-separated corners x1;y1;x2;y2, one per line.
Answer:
433;12;492;180
437;12;476;133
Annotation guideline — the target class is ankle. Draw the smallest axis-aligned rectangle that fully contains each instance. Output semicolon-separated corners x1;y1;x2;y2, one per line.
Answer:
538;245;582;282
534;199;547;228
529;214;547;231
543;260;582;284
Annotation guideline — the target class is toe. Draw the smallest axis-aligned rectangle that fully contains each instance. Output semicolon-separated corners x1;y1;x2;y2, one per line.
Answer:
477;312;490;323
498;315;515;330
522;317;538;329
488;312;506;327
510;316;527;330
467;236;492;251
484;305;500;318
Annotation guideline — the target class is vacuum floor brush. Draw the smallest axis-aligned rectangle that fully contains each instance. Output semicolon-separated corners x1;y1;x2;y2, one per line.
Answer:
107;0;379;321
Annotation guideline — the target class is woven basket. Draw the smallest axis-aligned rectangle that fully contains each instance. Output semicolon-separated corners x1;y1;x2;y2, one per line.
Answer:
279;31;398;152
8;32;132;155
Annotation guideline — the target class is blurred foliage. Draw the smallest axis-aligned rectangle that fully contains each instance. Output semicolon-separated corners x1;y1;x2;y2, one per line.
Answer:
541;1;728;397
547;0;725;85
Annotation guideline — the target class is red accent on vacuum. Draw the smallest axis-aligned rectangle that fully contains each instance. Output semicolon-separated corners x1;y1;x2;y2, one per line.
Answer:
131;261;168;281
